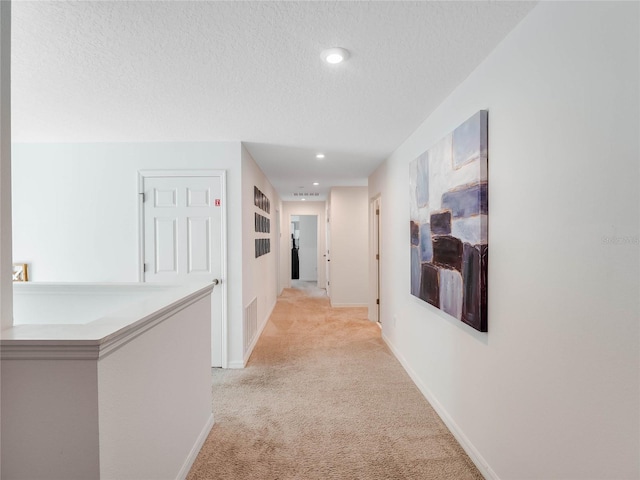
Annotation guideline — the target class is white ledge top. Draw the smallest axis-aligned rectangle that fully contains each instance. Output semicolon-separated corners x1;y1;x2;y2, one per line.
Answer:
1;282;215;360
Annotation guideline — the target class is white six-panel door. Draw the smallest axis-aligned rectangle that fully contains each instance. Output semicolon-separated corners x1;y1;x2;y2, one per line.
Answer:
139;170;226;367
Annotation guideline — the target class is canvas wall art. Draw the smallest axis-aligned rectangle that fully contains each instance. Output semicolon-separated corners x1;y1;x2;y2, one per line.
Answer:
255;238;270;258
409;110;488;332
254;186;270;214
254;186;271;258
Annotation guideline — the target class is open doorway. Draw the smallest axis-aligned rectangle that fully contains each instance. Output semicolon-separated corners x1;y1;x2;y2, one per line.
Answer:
291;215;318;289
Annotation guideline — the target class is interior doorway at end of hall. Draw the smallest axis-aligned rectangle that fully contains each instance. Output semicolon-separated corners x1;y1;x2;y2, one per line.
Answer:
291;215;318;287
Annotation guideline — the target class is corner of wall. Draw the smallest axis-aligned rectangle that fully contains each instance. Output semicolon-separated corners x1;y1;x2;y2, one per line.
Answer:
0;0;12;332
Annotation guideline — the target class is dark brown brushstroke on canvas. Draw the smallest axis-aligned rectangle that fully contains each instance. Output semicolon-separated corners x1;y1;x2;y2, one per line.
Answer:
419;263;439;308
432;235;463;272
461;244;488;332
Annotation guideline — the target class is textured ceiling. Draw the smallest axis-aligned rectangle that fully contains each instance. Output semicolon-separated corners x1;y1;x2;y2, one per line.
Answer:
12;1;536;200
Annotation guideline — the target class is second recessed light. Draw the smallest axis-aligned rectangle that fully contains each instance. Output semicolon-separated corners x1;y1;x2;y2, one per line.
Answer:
316;153;325;159
322;47;350;65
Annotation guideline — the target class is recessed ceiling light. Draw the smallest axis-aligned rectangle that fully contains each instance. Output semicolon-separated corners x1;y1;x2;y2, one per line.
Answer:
313;182;319;186
321;47;350;65
316;153;325;159
301;198;306;201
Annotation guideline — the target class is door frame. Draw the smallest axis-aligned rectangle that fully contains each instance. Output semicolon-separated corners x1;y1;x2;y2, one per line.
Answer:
282;203;326;291
325;205;330;297
275;208;281;295
290;214;319;283
137;169;228;368
369;195;381;324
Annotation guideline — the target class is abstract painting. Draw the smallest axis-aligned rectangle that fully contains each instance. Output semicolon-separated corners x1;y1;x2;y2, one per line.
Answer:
409;111;488;332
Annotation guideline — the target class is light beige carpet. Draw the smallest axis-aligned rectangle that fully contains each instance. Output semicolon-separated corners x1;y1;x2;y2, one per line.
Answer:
187;288;483;480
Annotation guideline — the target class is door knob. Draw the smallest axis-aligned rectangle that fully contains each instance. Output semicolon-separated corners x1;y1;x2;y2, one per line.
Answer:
212;279;220;285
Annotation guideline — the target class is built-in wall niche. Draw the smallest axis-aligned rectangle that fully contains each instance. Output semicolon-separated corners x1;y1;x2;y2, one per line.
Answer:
255;238;271;258
255;213;270;233
254;186;270;214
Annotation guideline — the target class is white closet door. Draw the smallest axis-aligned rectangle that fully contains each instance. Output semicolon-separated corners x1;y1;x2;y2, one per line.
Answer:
142;173;224;367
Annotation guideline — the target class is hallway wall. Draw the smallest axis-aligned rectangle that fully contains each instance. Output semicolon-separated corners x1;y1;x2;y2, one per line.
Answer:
329;187;368;307
369;2;639;479
240;145;281;366
11;141;267;367
12;142;240;283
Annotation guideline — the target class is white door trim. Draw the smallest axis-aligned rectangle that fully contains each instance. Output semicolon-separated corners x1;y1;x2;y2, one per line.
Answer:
369;194;381;324
275;209;281;296
138;169;228;368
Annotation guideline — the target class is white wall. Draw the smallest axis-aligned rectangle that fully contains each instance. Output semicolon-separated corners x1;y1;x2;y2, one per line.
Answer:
2;358;100;479
98;293;213;479
12;283;174;325
329;187;368;307
369;2;639;479
2;284;213;480
12;142;239;281
240;145;281;366
280;201;326;292
11;142;248;365
297;215;317;281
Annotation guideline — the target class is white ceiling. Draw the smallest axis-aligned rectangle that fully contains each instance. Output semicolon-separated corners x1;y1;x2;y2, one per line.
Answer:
11;1;535;201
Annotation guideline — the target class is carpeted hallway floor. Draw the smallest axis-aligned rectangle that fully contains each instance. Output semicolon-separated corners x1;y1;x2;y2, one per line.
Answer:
187;287;483;479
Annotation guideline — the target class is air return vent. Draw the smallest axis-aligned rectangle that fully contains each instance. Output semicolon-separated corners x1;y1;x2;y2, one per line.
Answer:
244;297;258;355
292;192;320;197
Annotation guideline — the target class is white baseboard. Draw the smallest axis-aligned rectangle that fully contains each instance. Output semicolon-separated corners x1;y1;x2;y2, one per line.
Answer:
381;333;497;480
227;360;245;369
176;413;214;480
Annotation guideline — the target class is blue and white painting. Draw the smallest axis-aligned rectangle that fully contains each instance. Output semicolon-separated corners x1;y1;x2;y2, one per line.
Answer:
409;111;488;332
